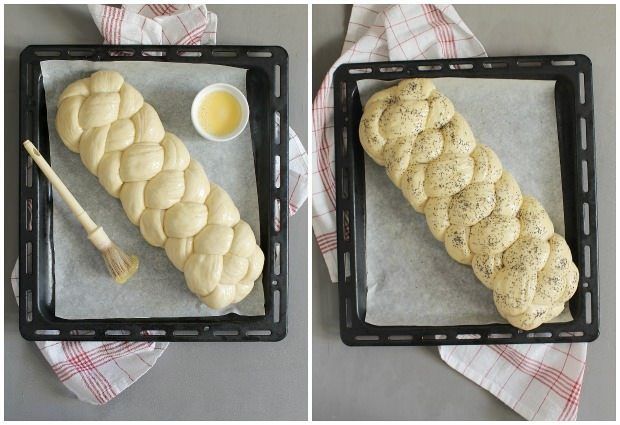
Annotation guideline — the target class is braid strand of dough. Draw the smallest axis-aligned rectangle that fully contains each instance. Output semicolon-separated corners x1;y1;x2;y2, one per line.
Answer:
359;78;578;330
56;70;264;309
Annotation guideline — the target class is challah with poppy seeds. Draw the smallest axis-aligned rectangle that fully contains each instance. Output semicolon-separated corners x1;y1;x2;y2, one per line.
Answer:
359;78;578;330
55;70;264;309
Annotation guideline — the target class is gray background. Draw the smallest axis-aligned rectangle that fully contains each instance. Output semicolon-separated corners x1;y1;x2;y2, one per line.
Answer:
4;4;308;420
312;4;615;420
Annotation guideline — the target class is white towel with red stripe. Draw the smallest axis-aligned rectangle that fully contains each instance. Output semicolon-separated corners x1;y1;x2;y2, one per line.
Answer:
89;4;218;45
11;4;307;406
311;4;587;420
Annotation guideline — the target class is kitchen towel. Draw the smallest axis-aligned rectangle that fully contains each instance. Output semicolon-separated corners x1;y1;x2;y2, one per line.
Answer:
11;3;307;405
311;3;587;420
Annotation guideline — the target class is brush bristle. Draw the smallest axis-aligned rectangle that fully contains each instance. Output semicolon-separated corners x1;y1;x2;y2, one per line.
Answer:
102;244;139;284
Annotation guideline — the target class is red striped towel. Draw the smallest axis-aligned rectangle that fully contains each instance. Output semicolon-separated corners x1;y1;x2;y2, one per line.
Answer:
311;4;587;420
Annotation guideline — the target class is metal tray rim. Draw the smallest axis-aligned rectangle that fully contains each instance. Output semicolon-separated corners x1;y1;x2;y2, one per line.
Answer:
333;54;599;346
19;44;290;342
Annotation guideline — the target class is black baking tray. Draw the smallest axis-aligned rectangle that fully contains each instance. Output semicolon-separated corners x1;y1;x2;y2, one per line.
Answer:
333;55;598;346
19;45;289;342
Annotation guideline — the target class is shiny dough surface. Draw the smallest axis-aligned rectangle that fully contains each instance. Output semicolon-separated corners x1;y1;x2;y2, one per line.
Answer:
359;78;578;330
55;70;264;309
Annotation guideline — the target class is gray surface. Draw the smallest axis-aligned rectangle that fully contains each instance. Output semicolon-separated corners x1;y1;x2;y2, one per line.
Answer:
312;4;615;420
5;4;308;420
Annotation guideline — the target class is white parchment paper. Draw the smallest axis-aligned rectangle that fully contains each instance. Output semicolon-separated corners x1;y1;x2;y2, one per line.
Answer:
357;78;572;326
41;60;265;319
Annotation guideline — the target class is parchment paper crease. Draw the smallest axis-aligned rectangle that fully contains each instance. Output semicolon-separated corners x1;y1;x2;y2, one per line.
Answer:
357;78;572;326
41;60;264;319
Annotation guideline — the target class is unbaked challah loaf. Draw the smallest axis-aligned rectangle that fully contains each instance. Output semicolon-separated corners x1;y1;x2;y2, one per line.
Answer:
359;78;578;330
55;70;264;309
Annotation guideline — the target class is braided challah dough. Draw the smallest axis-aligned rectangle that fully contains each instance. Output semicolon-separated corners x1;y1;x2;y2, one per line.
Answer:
55;70;264;309
359;78;578;330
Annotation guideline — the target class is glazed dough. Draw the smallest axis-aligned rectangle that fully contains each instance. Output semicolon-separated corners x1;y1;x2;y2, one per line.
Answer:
56;70;264;309
359;78;578;330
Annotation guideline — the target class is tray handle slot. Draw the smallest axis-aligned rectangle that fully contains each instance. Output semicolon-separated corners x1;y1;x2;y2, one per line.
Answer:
582;202;590;235
246;329;272;336
482;62;508;69
551;60;576;66
35;329;60;335
141;49;166;57
25;199;33;231
422;334;447;340
25;242;32;275
212;50;238;57
68;49;95;57
527;332;552;338
448;63;473;70
558;331;584;337
580;117;587;150
343;251;351;280
273;242;281;275
273;289;281;323
26;155;33;188
107;48;135;57
274;64;281;97
418;64;442;71
342;210;350;241
584;245;591;278
348;67;372;74
33;50;61;57
340;82;347;113
341;167;350;199
355;335;379;341
582;160;589;192
345;298;352;328
176;49;202;57
70;330;96;336
274;111;280;144
274;198;281;232
488;333;513;339
379;66;404;73
246;51;273;58
388;334;413;341
105;330;131;336
341;127;348;157
141;329;166;336
456;334;481;340
585;291;592;324
274;155;281;187
26;290;33;322
516;60;542;67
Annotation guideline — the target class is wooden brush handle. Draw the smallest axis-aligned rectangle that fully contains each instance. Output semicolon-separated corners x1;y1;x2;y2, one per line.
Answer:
23;140;98;234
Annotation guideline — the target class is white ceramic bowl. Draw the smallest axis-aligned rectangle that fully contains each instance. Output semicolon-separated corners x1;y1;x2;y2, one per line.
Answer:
191;83;249;142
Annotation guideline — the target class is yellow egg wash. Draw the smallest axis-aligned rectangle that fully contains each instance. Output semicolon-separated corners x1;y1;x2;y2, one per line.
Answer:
198;91;242;137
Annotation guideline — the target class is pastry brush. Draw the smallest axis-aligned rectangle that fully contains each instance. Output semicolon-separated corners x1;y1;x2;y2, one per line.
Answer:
23;140;139;284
